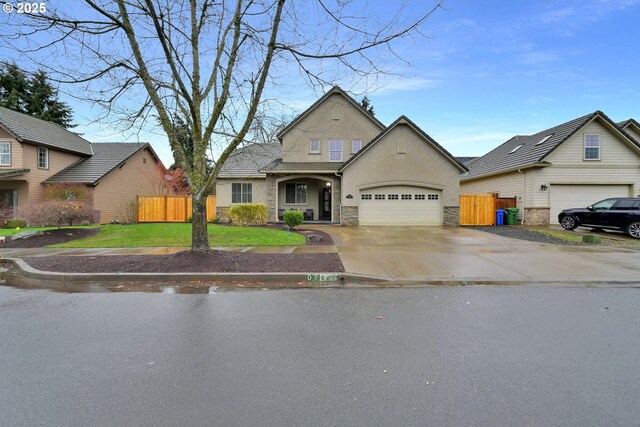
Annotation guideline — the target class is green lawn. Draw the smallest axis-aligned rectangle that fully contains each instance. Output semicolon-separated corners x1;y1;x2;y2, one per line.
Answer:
50;223;306;248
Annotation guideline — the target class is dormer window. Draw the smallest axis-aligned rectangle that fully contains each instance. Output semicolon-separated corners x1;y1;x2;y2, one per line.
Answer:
509;144;524;154
584;134;601;160
535;134;553;146
310;139;320;154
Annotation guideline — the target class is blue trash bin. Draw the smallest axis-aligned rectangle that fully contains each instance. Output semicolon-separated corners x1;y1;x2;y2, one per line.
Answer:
496;209;506;226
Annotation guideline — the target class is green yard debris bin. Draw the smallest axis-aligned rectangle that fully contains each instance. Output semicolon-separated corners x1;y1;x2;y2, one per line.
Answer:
505;208;520;225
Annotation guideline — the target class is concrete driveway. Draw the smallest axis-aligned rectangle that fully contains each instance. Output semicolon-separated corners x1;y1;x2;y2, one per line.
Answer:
311;226;640;283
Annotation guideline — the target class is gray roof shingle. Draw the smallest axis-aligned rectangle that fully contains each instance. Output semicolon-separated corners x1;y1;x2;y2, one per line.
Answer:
260;158;341;173
0;106;93;155
46;143;149;184
464;112;612;179
218;142;282;178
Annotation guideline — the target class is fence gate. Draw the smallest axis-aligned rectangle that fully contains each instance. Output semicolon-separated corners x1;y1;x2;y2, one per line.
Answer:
459;194;496;226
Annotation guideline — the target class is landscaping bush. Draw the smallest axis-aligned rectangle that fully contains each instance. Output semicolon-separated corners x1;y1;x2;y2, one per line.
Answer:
283;210;304;229
5;218;27;228
209;215;220;224
23;200;97;227
229;203;267;226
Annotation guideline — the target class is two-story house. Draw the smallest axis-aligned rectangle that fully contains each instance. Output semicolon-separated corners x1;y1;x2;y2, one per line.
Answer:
217;86;467;226
461;111;640;225
0;106;168;223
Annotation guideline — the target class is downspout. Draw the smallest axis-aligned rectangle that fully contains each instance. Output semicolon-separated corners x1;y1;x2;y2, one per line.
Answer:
518;169;525;224
335;171;342;225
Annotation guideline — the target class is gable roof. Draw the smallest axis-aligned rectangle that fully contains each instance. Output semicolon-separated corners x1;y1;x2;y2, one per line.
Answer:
0;106;93;156
464;111;640;180
617;118;640;142
456;156;479;166
218;142;282;178
339;115;468;173
46;142;156;185
277;86;385;141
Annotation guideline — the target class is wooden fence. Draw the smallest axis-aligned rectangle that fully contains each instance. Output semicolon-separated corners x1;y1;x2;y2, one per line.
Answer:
459;194;496;226
137;195;216;223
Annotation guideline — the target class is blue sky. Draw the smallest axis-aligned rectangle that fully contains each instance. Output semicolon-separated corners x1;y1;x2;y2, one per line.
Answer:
34;0;640;165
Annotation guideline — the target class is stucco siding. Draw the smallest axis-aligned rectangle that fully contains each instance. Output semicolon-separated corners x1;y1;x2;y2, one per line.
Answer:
92;148;165;223
281;93;382;163
547;120;640;166
23;143;83;204
216;178;267;206
342;123;461;208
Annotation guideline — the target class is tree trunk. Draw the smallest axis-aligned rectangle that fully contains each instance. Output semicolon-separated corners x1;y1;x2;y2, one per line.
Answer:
191;196;209;252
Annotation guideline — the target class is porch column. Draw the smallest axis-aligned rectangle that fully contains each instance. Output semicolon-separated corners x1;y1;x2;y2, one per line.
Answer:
332;178;341;224
266;174;277;222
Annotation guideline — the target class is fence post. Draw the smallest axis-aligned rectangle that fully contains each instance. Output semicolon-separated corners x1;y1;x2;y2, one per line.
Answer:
164;195;168;223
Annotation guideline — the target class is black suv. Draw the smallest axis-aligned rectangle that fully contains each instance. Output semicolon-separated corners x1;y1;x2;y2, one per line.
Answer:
558;197;640;238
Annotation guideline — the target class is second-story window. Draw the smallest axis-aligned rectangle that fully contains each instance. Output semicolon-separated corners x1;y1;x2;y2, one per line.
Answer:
329;139;342;161
38;146;49;169
584;134;601;160
352;139;362;153
0;143;10;166
310;139;320;154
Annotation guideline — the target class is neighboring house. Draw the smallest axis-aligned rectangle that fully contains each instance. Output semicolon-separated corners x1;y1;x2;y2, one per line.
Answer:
617;118;640;143
217;86;467;226
461;111;640;225
0;106;168;223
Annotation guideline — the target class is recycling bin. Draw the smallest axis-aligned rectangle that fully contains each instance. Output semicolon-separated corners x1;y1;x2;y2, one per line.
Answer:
495;209;506;226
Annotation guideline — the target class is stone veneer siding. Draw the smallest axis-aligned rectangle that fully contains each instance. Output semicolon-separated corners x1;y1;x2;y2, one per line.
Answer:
524;207;550;225
217;206;231;222
331;179;341;224
341;206;358;226
443;206;460;227
266;174;277;222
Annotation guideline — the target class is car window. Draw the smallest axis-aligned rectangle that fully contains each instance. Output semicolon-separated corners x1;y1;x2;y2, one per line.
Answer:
613;200;639;210
591;199;616;210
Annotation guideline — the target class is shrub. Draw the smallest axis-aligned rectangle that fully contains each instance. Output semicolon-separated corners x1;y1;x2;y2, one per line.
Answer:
23;200;97;227
283;210;304;229
5;218;27;228
209;215;220;224
229;203;267;226
43;183;89;201
186;216;192;223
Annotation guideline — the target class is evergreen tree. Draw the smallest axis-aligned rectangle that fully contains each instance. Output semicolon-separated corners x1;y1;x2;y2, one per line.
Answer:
360;96;375;116
0;62;74;128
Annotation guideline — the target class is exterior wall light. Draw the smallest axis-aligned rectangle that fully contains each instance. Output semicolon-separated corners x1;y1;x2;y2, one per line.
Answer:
540;184;548;191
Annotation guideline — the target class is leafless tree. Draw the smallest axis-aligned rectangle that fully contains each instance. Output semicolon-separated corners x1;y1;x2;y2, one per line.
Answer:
0;0;446;251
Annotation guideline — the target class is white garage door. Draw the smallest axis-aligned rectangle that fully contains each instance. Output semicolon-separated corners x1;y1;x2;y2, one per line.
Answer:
359;186;442;226
549;184;630;222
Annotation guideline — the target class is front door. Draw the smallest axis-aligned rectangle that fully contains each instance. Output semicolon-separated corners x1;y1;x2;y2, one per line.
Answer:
320;187;332;220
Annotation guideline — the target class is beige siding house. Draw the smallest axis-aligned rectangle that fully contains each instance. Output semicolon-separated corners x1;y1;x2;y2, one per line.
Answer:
217;86;467;226
461;111;640;225
0;106;168;224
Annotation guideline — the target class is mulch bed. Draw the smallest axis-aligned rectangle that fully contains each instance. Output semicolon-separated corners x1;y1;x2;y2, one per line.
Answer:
0;228;101;248
23;251;344;273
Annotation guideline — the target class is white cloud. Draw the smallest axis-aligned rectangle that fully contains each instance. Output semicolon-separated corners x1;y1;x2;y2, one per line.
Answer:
538;7;575;23
373;77;440;94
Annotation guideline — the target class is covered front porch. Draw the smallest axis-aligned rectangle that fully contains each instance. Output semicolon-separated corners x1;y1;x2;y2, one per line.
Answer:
266;174;341;223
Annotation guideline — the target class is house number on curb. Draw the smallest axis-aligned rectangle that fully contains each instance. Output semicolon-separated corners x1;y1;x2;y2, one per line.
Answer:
306;274;339;282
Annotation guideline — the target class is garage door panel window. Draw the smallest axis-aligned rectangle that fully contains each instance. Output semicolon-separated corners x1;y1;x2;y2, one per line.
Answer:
401;194;412;200
232;183;252;203
415;194;426;200
374;194;385;200
361;194;372;200
584;134;601;160
388;194;399;200
428;194;439;200
286;183;307;204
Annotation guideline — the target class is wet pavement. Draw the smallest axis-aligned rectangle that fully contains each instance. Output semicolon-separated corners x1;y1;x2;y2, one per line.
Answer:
2;284;640;426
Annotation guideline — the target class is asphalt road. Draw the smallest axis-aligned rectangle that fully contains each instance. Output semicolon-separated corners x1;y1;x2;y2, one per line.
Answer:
2;284;640;427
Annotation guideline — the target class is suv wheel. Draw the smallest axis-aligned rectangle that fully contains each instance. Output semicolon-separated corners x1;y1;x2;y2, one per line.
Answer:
560;215;578;230
627;221;640;239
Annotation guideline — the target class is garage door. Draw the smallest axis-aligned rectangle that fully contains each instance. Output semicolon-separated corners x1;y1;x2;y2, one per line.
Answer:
359;186;442;226
549;184;630;222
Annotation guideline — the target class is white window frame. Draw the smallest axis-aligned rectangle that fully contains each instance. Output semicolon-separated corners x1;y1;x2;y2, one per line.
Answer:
285;182;307;204
0;142;10;166
584;134;601;161
351;139;362;154
329;139;342;161
310;139;320;154
231;182;252;203
38;146;49;169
